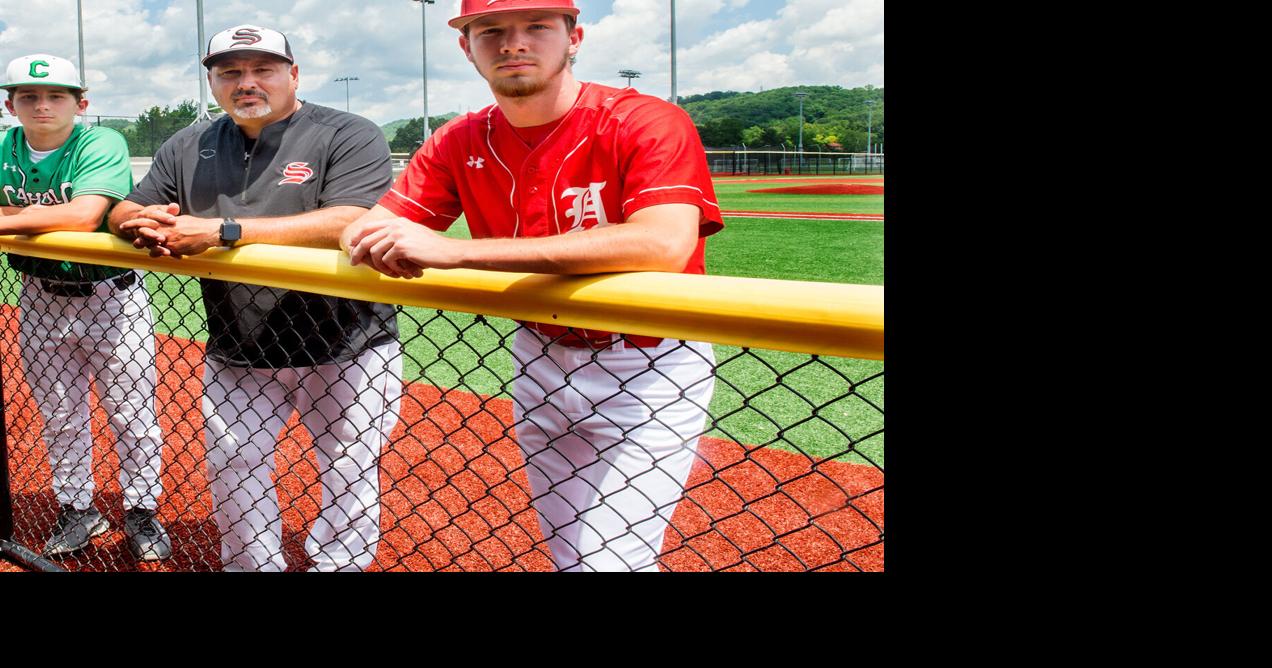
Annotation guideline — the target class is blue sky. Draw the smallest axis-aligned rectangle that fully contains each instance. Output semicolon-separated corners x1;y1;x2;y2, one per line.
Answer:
0;0;883;126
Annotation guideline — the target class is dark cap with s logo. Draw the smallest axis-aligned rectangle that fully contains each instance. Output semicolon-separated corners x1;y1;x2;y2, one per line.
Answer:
203;24;294;67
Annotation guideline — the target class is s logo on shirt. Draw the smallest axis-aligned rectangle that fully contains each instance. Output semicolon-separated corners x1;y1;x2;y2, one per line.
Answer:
278;162;314;185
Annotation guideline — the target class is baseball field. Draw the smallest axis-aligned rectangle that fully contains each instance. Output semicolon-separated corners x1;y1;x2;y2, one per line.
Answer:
0;173;884;571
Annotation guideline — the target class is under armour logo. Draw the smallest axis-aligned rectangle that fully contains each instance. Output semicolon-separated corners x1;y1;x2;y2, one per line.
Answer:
561;181;609;232
467;156;485;169
232;28;262;45
1;162;19;173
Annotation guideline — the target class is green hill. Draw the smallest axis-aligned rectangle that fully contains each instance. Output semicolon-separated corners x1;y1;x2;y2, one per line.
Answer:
681;84;883;151
380;118;412;143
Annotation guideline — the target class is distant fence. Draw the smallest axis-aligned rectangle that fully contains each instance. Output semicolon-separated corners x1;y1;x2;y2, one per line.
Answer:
704;150;884;176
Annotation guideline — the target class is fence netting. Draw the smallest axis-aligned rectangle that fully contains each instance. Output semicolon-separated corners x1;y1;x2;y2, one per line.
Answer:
0;256;884;572
703;150;885;176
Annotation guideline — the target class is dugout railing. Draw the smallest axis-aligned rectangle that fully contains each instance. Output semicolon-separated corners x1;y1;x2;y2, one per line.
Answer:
704;149;885;176
0;233;884;572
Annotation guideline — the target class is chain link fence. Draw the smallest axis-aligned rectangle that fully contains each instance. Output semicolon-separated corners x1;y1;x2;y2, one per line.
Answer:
0;247;884;572
704;149;884;176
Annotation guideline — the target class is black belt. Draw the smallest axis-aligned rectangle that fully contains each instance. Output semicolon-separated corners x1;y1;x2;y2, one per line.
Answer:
38;271;136;298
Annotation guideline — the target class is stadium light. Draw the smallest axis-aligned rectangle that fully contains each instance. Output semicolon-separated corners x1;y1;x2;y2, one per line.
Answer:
618;69;641;88
335;76;359;112
412;0;436;142
794;91;809;154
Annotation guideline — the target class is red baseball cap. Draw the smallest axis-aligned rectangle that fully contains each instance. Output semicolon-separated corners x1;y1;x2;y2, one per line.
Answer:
448;0;580;31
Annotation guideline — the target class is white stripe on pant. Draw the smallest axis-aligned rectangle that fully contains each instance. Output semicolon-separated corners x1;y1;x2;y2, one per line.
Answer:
201;341;402;571
18;271;164;513
512;330;716;572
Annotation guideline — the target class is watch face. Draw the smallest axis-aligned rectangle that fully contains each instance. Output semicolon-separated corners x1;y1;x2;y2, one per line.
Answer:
221;220;242;244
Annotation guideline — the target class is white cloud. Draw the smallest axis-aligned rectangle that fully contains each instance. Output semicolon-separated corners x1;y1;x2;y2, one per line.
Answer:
0;0;882;126
677;0;884;96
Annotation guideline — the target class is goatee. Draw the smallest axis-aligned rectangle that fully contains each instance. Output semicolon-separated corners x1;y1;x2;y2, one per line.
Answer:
487;47;571;98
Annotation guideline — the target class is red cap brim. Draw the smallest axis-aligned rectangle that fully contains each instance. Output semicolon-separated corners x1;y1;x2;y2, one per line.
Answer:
448;6;579;30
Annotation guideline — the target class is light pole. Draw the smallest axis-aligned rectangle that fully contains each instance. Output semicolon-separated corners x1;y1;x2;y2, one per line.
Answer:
618;69;641;88
669;0;677;104
195;0;211;121
334;76;359;112
413;0;436;142
865;99;874;155
76;0;86;124
794;91;808;154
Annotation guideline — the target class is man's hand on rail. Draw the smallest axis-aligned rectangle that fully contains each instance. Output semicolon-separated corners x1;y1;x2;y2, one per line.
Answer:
116;203;221;259
345;212;443;279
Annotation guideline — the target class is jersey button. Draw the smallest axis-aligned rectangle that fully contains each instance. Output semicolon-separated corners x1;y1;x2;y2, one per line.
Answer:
529;185;539;194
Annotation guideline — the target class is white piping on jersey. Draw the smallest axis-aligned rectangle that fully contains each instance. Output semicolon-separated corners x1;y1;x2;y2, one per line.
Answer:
386;187;444;219
76;187;129;200
484;108;519;237
622;185;720;210
551;136;591;234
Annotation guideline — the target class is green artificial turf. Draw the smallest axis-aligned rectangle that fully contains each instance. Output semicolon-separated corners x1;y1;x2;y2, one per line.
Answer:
705;217;883;285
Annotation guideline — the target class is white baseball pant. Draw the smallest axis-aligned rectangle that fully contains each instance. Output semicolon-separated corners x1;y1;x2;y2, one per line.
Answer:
18;270;164;513
511;329;715;572
201;341;402;572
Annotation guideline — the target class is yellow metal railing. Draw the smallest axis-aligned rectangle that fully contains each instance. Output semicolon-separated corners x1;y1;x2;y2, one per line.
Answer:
0;232;883;359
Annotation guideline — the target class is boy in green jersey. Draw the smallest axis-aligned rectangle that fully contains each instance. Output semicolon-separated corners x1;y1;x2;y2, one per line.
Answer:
0;53;169;561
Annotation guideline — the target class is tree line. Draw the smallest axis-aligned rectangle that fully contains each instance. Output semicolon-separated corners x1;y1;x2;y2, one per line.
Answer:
86;84;883;159
683;84;883;151
87;102;459;158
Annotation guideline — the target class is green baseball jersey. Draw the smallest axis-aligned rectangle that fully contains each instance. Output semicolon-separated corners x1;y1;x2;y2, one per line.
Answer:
1;124;133;281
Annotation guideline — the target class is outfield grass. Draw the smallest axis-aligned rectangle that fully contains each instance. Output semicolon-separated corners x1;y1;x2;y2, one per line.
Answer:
1;175;884;465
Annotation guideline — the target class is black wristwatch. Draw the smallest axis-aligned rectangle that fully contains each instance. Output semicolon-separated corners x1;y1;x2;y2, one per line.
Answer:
219;217;242;247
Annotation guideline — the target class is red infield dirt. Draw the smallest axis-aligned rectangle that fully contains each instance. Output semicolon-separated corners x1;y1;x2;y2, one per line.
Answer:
713;177;884;184
721;210;883;221
1;319;883;572
747;184;884;195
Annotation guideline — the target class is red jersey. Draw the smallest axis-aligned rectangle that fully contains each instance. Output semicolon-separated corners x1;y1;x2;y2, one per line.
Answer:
379;82;724;346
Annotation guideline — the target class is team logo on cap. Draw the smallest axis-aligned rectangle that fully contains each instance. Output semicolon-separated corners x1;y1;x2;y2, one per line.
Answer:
278;162;314;185
232;28;262;46
28;60;50;78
